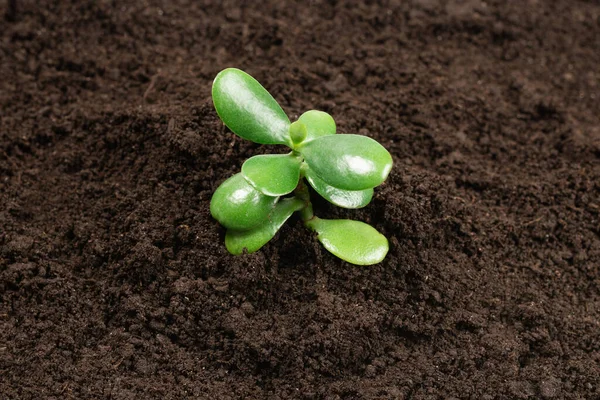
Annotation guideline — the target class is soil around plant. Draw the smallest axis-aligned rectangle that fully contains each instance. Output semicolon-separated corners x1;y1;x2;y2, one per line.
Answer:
1;0;600;398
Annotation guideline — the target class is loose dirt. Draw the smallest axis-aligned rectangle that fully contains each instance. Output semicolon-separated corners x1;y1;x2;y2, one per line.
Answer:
1;1;600;398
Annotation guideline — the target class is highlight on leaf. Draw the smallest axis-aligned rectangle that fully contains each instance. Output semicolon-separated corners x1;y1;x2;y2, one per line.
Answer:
209;173;278;231
212;68;291;146
299;134;393;191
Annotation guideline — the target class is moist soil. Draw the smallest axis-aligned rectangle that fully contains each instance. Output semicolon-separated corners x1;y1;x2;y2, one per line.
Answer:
1;1;600;399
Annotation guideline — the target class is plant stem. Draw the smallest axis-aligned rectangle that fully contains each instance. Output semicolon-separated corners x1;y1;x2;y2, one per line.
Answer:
294;178;314;223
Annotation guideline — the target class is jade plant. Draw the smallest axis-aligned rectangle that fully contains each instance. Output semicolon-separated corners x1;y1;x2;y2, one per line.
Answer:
210;68;393;265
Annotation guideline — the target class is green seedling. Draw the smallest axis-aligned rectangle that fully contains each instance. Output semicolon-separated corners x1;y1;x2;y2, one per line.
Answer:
210;68;393;265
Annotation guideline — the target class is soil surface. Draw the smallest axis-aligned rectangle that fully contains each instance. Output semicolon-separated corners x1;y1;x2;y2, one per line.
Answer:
2;0;600;399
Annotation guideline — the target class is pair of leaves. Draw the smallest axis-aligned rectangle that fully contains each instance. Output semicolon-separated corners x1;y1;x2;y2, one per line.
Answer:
212;69;336;146
210;175;302;255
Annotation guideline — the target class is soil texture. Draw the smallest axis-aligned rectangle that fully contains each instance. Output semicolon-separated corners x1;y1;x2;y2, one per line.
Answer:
1;0;600;398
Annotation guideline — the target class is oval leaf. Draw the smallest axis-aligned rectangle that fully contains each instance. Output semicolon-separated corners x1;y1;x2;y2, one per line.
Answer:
242;153;301;196
210;173;278;230
306;218;389;265
305;167;373;209
212;68;291;145
225;198;304;255
298;110;336;142
300;134;393;190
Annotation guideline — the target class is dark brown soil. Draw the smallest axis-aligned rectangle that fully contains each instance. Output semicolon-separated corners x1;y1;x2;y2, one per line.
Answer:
2;0;600;398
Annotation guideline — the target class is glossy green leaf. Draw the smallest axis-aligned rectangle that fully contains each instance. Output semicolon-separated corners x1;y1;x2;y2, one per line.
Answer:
225;198;304;255
299;134;393;190
210;173;278;230
242;153;301;196
298;110;336;142
306;218;389;265
212;68;291;145
304;167;373;209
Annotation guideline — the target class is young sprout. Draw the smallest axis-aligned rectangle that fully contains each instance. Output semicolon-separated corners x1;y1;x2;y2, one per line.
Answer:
210;68;393;265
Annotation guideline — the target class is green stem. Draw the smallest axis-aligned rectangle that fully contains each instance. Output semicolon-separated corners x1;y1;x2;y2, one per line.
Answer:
294;173;314;223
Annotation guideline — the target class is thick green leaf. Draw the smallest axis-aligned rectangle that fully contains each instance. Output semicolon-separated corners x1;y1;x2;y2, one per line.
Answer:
306;218;389;265
242;153;301;196
299;134;393;190
298;110;336;142
225;198;304;255
289;121;307;145
212;68;291;145
210;173;278;230
305;167;373;209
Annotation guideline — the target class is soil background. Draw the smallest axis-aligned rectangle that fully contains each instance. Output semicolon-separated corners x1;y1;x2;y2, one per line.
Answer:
1;0;600;399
